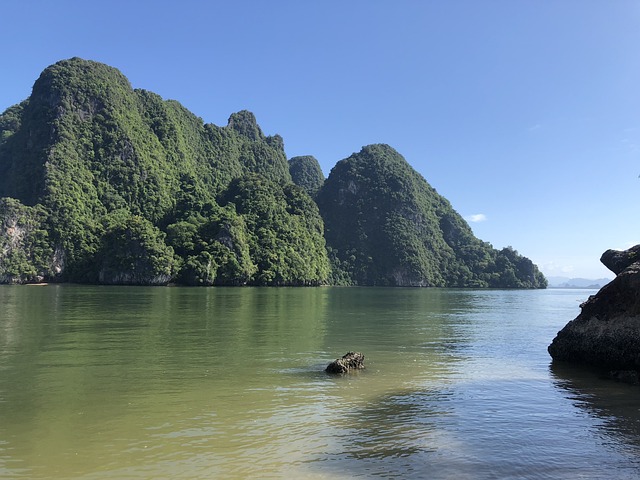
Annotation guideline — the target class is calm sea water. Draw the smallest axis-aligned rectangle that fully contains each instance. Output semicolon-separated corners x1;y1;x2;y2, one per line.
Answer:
1;285;640;479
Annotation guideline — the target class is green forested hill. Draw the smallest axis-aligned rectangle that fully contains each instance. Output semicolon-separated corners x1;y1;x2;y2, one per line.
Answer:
0;58;326;285
0;58;545;288
289;155;325;198
316;144;547;288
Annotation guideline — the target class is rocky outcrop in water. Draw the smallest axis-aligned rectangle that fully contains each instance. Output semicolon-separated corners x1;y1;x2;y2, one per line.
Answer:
325;351;365;374
548;245;640;378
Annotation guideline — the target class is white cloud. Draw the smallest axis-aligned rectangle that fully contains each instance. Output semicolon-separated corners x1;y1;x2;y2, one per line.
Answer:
466;213;487;223
540;261;575;276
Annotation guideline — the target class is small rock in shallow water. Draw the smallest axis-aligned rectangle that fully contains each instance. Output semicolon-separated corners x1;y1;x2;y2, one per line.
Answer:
325;351;365;374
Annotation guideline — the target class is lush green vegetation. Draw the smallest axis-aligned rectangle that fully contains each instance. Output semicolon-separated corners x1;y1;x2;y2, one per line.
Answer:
0;58;546;288
219;175;330;285
97;211;176;285
0;198;54;283
289;155;325;197
316;144;547;288
0;58;325;285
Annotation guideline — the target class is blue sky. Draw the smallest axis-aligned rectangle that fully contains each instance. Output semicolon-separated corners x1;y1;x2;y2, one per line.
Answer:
2;1;639;279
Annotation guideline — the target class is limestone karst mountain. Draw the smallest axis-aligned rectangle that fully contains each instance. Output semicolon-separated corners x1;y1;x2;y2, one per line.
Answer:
0;58;545;288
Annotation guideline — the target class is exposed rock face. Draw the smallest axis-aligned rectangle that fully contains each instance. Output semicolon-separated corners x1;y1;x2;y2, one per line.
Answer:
548;245;640;374
325;351;365;374
0;198;55;284
97;270;173;286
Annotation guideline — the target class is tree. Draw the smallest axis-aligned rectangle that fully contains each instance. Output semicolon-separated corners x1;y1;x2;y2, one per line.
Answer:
98;211;175;285
289;155;325;197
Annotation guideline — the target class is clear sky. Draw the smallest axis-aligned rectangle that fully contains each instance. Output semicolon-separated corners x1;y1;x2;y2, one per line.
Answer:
2;1;639;279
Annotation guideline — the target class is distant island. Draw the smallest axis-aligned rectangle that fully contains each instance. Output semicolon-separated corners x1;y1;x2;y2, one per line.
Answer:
546;277;612;289
0;58;546;288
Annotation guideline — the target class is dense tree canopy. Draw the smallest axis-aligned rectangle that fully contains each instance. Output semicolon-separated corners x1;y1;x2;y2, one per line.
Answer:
316;144;547;288
289;155;325;197
0;198;54;284
0;58;546;288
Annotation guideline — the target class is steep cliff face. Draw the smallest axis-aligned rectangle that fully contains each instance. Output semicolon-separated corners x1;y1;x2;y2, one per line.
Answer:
0;198;56;283
548;245;640;378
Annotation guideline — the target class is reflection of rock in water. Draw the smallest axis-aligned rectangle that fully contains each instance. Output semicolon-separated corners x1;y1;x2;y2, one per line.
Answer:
550;362;640;441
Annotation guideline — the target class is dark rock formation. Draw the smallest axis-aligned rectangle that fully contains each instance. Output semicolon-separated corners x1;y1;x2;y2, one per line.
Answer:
325;351;365;374
548;245;640;376
600;245;640;275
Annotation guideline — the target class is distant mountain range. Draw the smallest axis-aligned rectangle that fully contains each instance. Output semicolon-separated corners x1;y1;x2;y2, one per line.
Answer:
546;276;612;289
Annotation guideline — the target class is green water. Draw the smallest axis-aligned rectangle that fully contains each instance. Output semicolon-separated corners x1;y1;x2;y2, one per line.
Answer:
1;285;640;479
